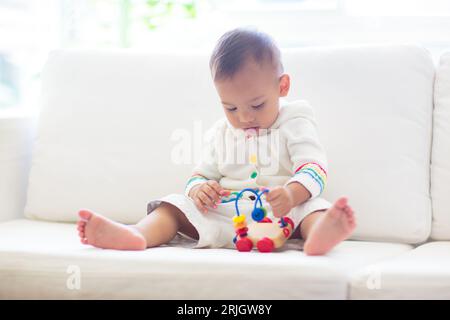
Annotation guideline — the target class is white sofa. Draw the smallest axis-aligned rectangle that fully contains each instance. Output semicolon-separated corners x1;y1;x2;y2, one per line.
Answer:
1;45;449;300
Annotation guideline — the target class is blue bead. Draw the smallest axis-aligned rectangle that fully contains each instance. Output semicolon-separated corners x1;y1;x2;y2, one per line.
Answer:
252;207;266;222
279;218;287;227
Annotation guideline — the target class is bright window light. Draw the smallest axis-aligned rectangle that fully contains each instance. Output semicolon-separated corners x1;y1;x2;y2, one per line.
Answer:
1;0;450;112
345;0;450;16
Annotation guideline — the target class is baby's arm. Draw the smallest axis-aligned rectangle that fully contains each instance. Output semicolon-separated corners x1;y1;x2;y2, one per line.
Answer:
286;182;311;206
267;103;328;216
284;103;327;199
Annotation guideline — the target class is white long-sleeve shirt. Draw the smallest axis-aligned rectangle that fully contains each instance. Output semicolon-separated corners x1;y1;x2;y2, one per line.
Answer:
185;99;328;200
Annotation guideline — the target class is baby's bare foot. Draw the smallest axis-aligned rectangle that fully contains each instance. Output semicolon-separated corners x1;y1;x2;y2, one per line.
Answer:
77;209;146;250
303;197;356;256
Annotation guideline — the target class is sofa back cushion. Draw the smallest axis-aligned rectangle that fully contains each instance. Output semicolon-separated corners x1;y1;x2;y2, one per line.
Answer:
25;50;222;224
282;45;434;243
431;52;450;240
25;45;434;243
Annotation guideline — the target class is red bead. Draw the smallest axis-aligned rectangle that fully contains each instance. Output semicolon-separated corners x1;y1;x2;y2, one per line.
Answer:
283;228;290;238
236;237;253;252
283;217;294;229
259;217;272;223
236;227;249;236
257;237;274;253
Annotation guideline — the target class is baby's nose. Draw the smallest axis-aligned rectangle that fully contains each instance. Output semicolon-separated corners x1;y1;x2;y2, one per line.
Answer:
239;111;255;123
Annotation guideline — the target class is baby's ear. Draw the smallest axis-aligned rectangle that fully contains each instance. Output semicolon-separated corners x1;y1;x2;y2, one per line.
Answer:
279;74;290;97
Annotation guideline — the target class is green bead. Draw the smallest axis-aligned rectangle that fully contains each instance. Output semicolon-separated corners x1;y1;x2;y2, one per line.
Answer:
250;171;258;179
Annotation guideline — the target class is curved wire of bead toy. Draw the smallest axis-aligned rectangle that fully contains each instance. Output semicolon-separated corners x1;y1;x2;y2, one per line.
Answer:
234;188;268;222
234;187;288;225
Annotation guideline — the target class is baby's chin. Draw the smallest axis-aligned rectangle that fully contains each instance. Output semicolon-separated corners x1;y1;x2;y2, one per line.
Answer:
239;125;272;131
242;126;267;137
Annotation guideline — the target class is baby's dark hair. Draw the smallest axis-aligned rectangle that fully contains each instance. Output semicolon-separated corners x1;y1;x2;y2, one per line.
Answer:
209;28;283;81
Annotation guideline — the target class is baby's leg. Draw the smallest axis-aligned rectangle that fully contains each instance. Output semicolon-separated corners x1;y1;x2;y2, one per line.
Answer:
299;197;356;256
134;202;199;247
77;202;198;250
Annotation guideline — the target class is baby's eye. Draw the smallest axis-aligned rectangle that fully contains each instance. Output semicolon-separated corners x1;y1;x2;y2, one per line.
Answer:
225;107;237;112
252;103;265;110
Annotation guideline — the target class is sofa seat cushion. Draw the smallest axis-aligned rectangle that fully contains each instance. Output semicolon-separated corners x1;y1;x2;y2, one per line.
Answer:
0;219;412;299
350;241;450;299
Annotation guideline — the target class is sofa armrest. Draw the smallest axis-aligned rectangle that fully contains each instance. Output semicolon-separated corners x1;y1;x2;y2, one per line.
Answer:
0;112;37;222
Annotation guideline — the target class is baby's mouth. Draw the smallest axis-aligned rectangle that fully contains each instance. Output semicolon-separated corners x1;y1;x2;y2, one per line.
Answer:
243;126;259;136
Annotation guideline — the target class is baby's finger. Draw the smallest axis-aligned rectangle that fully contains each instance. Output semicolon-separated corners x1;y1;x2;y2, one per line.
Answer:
273;210;285;218
271;209;280;218
198;190;216;209
193;197;208;213
207;180;224;195
271;203;286;216
266;190;281;202
269;199;283;210
203;184;221;204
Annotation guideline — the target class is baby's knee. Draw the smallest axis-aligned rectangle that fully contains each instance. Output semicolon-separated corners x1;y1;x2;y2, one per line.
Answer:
157;202;184;223
159;202;199;240
158;201;180;214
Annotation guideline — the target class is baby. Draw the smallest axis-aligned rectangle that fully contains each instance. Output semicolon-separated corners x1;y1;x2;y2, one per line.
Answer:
77;28;356;255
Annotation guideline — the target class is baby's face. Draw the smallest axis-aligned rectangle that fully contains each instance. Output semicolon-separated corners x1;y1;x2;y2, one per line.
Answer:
214;59;290;131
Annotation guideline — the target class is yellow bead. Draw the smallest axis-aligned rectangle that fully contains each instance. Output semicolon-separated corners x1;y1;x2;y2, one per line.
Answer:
233;216;247;229
233;215;246;224
249;154;257;164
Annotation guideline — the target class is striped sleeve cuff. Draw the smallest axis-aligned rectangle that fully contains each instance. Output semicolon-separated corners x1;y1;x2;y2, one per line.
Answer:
184;174;208;197
285;162;327;199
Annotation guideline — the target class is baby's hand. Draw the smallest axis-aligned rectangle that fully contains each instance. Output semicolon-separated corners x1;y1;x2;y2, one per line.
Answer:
265;186;294;218
189;180;225;213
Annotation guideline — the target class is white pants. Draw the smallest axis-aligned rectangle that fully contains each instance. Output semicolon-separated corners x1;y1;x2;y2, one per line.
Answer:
147;193;331;249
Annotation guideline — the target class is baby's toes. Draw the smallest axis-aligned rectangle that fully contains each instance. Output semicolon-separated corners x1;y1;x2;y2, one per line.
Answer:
347;212;356;226
343;204;352;214
349;219;357;229
346;212;355;222
334;197;348;210
349;211;356;222
77;220;86;229
78;209;93;222
347;216;356;228
344;206;354;217
344;210;353;219
78;230;85;238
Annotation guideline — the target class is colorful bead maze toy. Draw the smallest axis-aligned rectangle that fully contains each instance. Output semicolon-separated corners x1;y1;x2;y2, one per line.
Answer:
232;188;294;253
